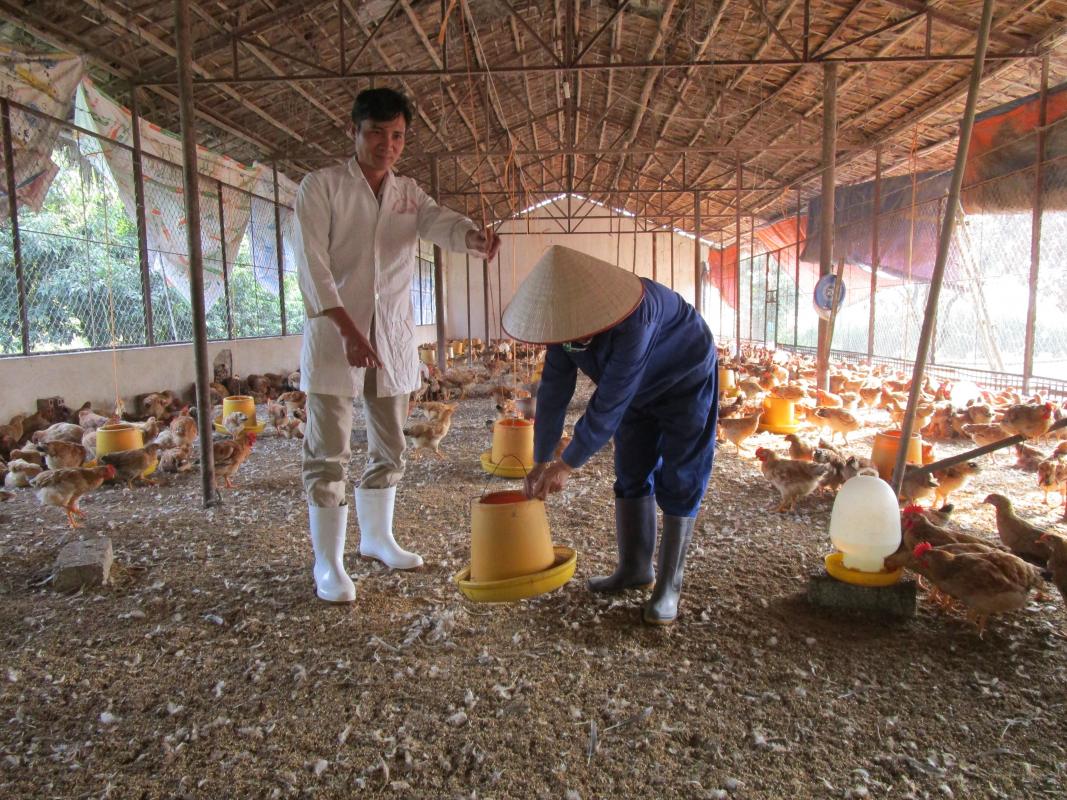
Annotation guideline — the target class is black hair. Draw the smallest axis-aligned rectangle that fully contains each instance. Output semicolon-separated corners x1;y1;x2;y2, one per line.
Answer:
351;88;413;128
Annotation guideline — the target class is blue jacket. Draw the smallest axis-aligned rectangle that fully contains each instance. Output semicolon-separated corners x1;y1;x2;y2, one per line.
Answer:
534;279;717;467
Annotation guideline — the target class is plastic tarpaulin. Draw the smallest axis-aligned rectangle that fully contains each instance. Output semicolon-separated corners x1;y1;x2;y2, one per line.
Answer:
800;171;951;281
707;245;738;310
0;48;84;217
249;168;299;295
962;81;1067;213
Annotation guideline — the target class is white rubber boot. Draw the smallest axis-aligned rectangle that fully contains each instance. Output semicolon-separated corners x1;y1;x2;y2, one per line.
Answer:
308;504;356;603
356;486;423;570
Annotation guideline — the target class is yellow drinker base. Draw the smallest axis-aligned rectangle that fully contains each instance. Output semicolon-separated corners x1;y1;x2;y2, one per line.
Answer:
824;551;903;587
214;418;267;435
454;546;577;603
758;421;803;435
480;451;531;479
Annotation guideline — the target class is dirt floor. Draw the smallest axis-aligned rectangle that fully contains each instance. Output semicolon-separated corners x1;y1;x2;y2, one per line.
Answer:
2;379;1067;799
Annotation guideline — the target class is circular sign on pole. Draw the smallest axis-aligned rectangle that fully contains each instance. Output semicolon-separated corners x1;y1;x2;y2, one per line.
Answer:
813;274;846;320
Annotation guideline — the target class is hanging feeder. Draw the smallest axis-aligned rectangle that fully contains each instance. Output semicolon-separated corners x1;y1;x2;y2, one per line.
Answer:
480;419;535;479
758;397;802;435
214;395;266;435
870;429;923;481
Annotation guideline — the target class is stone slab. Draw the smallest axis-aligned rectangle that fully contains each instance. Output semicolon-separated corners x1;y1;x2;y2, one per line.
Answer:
53;537;113;593
806;571;917;618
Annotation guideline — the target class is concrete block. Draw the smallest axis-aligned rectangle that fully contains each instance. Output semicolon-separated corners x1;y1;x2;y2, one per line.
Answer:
807;571;917;618
53;537;113;593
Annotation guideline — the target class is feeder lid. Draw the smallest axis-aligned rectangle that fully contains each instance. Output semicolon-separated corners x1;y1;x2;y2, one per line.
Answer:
454;546;577;602
501;245;644;344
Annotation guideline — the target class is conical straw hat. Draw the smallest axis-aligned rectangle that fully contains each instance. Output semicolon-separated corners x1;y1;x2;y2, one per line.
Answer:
501;245;644;344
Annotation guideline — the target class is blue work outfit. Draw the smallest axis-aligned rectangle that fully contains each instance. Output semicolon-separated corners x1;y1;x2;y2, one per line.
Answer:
533;279;719;518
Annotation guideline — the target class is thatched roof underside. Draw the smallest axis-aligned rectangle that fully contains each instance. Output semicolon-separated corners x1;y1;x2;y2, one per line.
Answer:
3;0;1066;242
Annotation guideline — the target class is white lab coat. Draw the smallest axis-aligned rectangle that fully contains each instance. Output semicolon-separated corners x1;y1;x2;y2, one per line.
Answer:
294;159;477;398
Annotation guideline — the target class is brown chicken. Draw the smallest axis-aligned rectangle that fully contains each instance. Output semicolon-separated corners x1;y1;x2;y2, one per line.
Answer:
770;384;806;402
813;408;861;444
999;402;1055;440
213;431;256;488
1037;450;1067;506
717;412;762;455
811;447;848;493
404;404;458;459
899;465;937;506
717;395;745;419
9;448;44;467
266;398;288;431
783;433;815;461
277;390;307;413
815;389;843;408
43;441;87;470
31;464;116;528
1014;443;1047;472
858;386;882;409
158;445;193;474
961;423;1008;461
911;541;1044;635
154;414;198;450
76;403;115;433
982;493;1052;565
440;369;479;400
220;411;249;438
1038;532;1067;605
898;505;1001;549
4;459;43;488
754;448;830;512
31;422;85;445
932;460;981;507
100;443;163;490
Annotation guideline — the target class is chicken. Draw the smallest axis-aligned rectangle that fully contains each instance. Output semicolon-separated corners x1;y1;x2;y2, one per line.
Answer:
899;465;937;506
717;412;762;455
910;541;1044;635
1014;443;1047;472
158;445;194;474
1037;449;1067;507
950;404;994;437
858;386;882;409
404;404;458;459
812;408;860;444
932;460;981;507
140;392;173;421
43;441;87;470
982;493;1052;566
221;411;248;438
154;414;198;450
815;389;843;408
441;368;479;400
129;416;161;441
266;398;288;431
811;447;848;493
81;430;98;460
717;394;745;419
783;433;815;461
277;390;306;414
31;422;85;445
999;402;1055;440
4;459;43;488
961;423;1008;461
276;416;304;440
770;384;806;402
9;448;44;467
76;403;114;433
754;448;830;512
287;370;301;390
99;443;163;490
213;431;256;488
1038;532;1067;605
0;413;26;445
553;432;572;461
31;465;116;528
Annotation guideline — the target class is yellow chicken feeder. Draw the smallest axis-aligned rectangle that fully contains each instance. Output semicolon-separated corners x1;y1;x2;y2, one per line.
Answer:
758;397;802;435
870;430;923;481
214;395;266;435
718;367;738;397
455;491;577;602
94;423;157;477
481;419;535;479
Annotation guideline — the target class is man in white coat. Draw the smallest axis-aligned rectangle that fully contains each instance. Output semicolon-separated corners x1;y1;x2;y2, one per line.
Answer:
295;88;499;603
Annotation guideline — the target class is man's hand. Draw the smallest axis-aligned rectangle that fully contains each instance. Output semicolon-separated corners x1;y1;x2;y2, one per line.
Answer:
322;307;383;369
466;227;501;261
524;460;573;500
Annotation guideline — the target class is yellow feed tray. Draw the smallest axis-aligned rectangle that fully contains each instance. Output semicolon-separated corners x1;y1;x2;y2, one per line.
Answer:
455;546;577;603
824;551;903;587
85;458;158;479
480;451;531;479
214;418;267;435
758;421;803;435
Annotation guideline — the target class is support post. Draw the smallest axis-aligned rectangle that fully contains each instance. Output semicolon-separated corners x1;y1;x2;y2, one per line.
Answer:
129;88;154;345
868;147;881;362
817;61;838;392
669;217;675;288
734;160;742;357
651;230;657;283
693;190;702;313
483;258;491;344
175;0;218;507
431;157;448;372
217;180;234;339
891;0;996;495
794;189;800;347
465;253;472;365
1023;55;1049;394
273;163;287;336
1;99;29;354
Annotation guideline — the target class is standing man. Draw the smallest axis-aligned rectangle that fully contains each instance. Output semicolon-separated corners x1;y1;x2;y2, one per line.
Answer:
505;246;717;625
295;88;499;603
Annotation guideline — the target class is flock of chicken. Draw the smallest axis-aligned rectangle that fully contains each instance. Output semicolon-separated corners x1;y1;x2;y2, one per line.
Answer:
721;345;1067;634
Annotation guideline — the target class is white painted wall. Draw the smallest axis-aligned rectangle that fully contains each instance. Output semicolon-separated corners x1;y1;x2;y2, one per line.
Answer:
441;197;709;341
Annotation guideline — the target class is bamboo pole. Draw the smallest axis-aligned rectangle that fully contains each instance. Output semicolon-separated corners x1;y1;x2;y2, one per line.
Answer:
868;147;881;362
175;0;218;507
1;99;29;354
891;0;996;494
431;157;448;372
734;160;742;356
1023;55;1049;394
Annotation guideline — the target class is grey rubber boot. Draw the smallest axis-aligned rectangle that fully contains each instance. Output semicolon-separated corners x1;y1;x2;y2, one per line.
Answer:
588;496;657;593
643;515;697;625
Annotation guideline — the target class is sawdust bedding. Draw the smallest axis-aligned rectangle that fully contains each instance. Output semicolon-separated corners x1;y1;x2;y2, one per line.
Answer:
1;377;1065;799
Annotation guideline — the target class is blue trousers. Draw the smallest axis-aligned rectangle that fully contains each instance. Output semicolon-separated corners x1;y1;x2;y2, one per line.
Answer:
612;371;719;518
